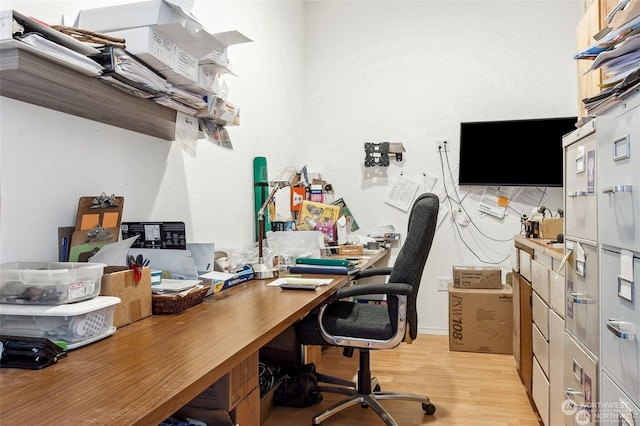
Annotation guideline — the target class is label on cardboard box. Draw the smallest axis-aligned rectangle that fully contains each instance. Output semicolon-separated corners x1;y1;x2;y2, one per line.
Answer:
453;266;501;289
449;284;513;354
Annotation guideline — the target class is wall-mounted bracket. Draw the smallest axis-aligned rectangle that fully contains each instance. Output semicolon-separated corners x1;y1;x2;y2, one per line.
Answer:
364;142;405;167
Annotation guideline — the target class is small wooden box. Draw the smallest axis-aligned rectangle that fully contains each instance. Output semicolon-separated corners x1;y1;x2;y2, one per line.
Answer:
338;244;364;255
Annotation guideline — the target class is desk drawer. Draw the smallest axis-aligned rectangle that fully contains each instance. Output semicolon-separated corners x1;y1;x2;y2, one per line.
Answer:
532;291;549;340
600;247;640;405
532;259;550;305
533;323;549;377
520;250;532;282
533;356;550;426
549;270;566;319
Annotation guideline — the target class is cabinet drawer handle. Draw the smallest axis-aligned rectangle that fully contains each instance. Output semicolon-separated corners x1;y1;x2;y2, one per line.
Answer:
564;388;591;410
607;319;640;341
602;185;633;194
618;411;634;426
568;292;596;304
569;190;588;198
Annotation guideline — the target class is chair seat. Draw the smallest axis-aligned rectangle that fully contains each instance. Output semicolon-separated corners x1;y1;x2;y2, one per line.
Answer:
296;301;393;346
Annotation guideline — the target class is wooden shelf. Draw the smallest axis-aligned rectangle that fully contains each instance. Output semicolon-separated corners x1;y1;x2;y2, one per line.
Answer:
0;48;177;140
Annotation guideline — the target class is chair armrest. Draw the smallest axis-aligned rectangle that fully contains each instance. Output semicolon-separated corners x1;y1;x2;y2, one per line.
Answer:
321;282;412;306
353;267;393;280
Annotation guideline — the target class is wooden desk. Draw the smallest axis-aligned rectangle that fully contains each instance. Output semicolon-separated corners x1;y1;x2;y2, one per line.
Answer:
0;250;388;425
0;275;348;425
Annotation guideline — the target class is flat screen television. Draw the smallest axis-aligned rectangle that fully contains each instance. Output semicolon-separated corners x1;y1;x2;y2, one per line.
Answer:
458;116;577;187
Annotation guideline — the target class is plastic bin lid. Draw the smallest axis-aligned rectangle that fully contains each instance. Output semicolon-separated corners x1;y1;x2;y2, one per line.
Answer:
0;296;120;316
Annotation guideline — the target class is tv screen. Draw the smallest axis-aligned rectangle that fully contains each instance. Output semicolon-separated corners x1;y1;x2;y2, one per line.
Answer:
458;117;577;187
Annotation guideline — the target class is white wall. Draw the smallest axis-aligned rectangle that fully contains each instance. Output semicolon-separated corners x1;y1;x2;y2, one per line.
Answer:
301;1;581;333
0;0;581;334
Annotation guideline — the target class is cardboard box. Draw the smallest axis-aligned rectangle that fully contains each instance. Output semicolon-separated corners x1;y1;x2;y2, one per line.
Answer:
187;351;258;411
453;266;501;289
260;377;284;425
540;218;563;240
449;284;513;354
107;27;175;72
232;387;260;426
76;0;200;34
100;266;152;328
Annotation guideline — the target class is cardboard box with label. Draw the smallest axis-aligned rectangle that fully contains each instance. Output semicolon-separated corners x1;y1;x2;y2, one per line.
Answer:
452;266;502;289
100;266;152;328
449;283;513;354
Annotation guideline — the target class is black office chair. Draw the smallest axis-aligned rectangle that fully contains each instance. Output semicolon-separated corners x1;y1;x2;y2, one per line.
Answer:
294;193;439;425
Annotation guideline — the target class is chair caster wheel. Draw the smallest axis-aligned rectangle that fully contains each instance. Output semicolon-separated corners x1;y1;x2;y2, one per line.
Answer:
423;402;436;415
374;384;381;392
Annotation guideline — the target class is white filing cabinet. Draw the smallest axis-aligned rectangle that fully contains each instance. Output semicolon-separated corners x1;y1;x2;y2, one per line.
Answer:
595;92;640;425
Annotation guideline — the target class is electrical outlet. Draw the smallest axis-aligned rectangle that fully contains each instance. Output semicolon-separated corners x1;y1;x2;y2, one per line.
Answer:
434;139;449;153
437;277;451;291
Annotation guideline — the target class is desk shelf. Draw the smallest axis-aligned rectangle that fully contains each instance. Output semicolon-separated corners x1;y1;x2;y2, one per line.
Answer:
0;48;177;140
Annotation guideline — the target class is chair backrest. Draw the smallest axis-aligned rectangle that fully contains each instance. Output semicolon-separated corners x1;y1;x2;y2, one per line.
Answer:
386;193;439;341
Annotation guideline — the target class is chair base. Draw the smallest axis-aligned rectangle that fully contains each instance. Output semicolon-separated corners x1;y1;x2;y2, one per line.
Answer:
310;350;435;425
312;390;433;426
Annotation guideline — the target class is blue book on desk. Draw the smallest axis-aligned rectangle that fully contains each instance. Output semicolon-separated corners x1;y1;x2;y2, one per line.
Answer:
289;264;360;275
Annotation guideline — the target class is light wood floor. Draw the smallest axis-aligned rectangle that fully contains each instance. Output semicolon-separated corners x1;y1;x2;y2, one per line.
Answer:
263;334;541;426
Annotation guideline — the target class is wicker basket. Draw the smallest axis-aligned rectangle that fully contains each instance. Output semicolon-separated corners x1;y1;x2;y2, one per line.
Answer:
152;285;210;314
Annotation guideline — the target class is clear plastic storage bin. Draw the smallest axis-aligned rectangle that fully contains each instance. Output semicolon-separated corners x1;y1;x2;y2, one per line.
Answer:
0;296;120;349
0;262;106;304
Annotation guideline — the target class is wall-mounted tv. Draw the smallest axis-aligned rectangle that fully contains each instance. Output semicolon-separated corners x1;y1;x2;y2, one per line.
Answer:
458;116;578;187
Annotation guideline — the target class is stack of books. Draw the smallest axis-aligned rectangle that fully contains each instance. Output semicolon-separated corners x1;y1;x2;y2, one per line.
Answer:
289;257;360;275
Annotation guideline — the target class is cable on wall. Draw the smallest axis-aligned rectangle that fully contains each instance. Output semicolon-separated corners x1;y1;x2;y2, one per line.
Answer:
437;144;510;265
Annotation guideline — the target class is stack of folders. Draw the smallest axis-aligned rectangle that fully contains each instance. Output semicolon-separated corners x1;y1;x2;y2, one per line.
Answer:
90;46;171;99
289;258;360;275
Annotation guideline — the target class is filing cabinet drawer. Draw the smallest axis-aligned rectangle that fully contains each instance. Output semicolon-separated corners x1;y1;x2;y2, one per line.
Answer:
533;322;549;377
549;270;566;319
532;259;551;305
566;239;599;358
520;250;532;282
564;332;597;425
548;310;565;426
532;291;549;340
597;99;639;252
600;371;640;425
533;356;550;426
600;247;640;405
564;128;598;242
